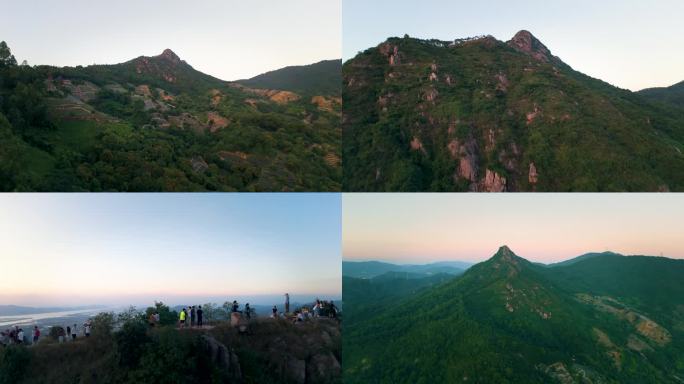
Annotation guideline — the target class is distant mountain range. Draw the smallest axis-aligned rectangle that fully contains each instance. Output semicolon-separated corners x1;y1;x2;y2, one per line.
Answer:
0;42;341;191
639;81;684;109
342;30;684;191
237;59;342;96
342;260;471;278
343;247;684;383
0;305;105;316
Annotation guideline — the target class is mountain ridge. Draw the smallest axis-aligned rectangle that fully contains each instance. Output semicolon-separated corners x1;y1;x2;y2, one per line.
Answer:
0;41;342;192
343;246;684;382
342;30;684;191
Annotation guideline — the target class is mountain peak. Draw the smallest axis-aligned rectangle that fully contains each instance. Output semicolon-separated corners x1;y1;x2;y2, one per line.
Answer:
485;246;527;276
507;30;553;63
158;48;181;63
494;245;516;260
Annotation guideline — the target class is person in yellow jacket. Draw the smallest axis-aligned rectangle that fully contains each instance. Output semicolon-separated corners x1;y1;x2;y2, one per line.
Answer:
179;308;187;328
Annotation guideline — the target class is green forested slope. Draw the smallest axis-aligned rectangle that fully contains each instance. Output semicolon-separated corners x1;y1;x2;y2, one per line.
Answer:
342;31;684;191
343;247;684;383
237;59;342;96
0;42;341;191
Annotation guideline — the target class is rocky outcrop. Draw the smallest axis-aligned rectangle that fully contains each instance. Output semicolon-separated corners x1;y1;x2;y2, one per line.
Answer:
423;88;438;102
159;48;181;64
207;111;229;132
410;136;425;152
379;43;401;66
448;138;479;183
480;169;507;192
526;104;541;125
508;30;558;64
528;162;539;185
306;352;341;383
191;156;209;173
202;335;242;381
311;95;341;112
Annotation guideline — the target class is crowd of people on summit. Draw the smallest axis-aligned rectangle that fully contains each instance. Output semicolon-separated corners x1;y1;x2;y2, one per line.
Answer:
1;294;339;348
0;320;91;347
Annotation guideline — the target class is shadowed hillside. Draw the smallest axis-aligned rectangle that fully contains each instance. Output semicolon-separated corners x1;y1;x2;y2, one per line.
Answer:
0;303;341;384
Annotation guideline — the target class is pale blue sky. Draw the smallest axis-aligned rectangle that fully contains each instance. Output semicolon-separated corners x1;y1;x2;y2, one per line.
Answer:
0;0;341;80
344;194;684;263
0;193;341;306
343;0;684;91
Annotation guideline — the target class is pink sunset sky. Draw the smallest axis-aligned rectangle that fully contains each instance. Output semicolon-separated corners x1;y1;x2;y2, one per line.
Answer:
343;194;684;264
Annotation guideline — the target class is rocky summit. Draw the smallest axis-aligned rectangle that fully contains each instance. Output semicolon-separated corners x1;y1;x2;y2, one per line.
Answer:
342;31;684;192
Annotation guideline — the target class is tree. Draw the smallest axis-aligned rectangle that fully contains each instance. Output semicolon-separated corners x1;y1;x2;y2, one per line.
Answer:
0;41;17;67
144;301;177;326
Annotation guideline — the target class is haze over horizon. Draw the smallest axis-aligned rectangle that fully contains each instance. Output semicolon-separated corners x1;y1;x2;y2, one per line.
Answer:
343;194;684;264
0;194;341;307
0;0;341;81
343;0;684;91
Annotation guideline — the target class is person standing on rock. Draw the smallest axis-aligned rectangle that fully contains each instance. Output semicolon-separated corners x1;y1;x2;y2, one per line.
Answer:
197;306;203;328
285;293;290;314
33;326;40;344
271;305;278;318
191;306;196;327
179;308;187;328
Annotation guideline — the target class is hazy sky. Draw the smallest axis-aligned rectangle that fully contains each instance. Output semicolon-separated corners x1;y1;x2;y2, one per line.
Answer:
0;194;341;307
343;0;684;91
343;194;684;264
0;0;341;81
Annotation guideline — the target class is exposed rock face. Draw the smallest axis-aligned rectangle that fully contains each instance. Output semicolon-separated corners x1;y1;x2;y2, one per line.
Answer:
449;138;479;183
507;30;554;63
526;104;541;125
159;48;182;64
168;113;205;132
240;87;301;104
379;43;401;66
135;84;152;97
528;162;538;184
410;136;424;151
202;335;242;381
424;88;438;102
481;169;507;192
191;156;209;173
206;111;229;132
311;95;341;112
307;352;341;383
209;89;222;106
61;80;100;102
495;72;509;92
